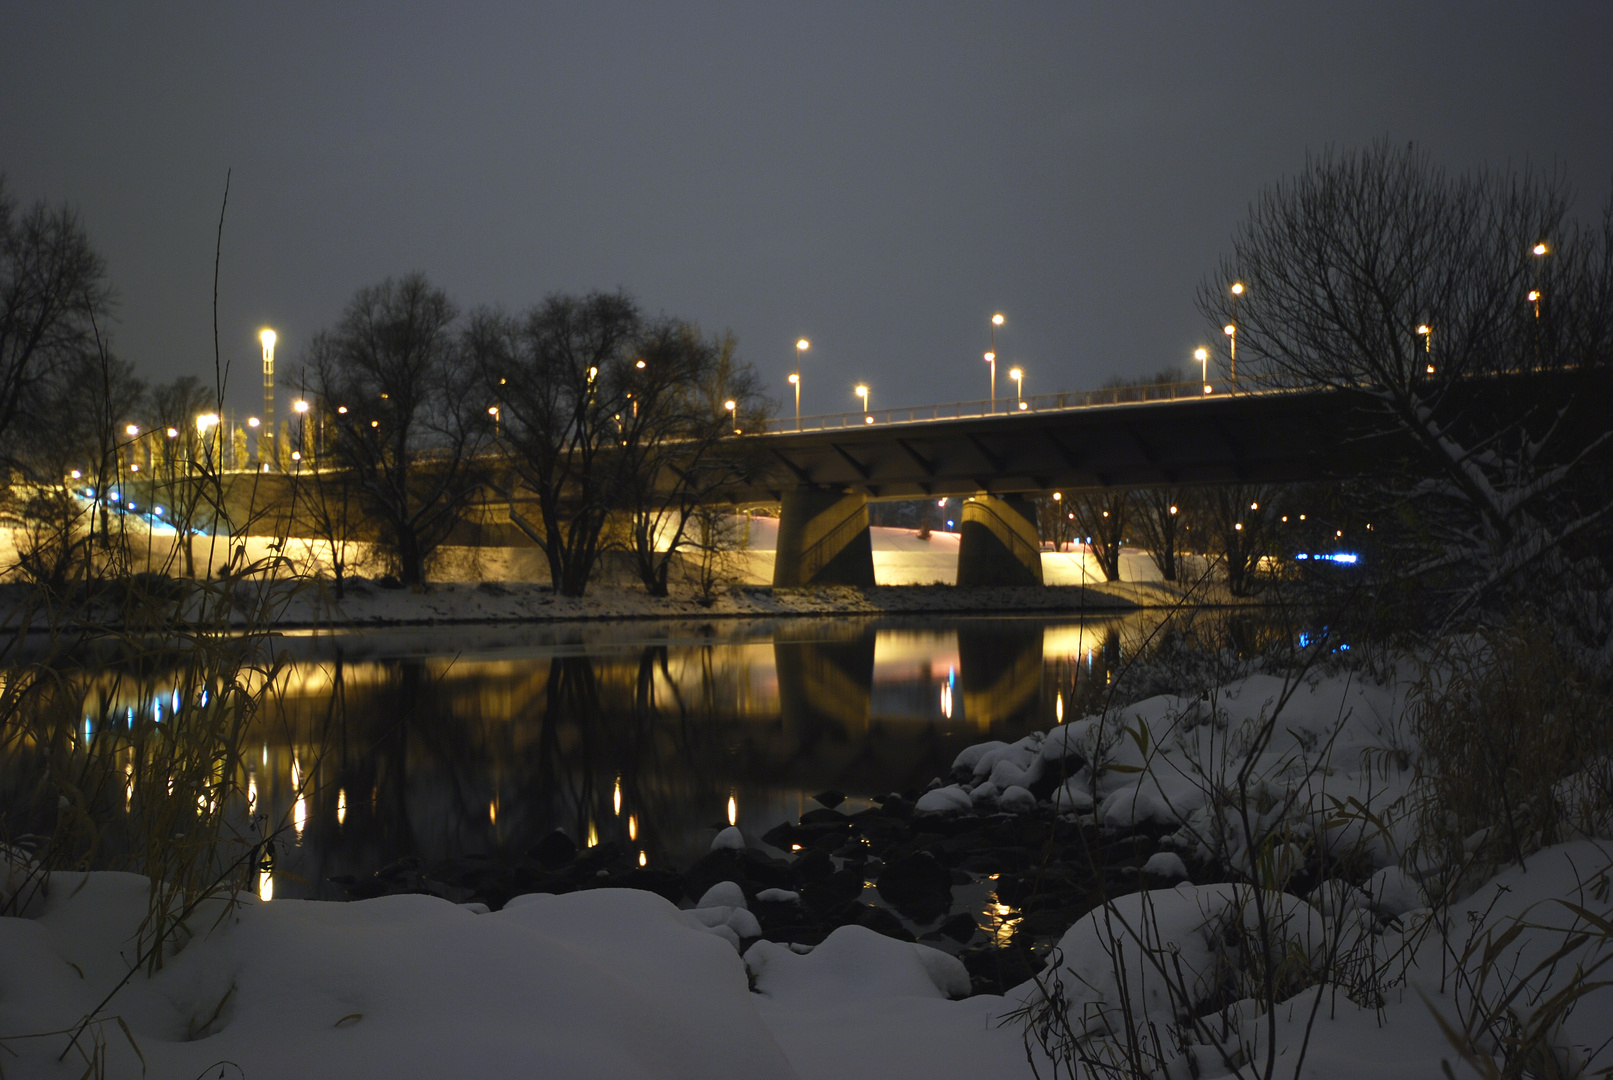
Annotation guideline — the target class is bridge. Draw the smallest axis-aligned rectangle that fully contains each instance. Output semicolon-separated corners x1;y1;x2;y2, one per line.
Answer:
739;381;1407;589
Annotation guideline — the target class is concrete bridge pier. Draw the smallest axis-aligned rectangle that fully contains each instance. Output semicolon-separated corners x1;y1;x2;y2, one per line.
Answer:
772;487;877;587
956;494;1044;587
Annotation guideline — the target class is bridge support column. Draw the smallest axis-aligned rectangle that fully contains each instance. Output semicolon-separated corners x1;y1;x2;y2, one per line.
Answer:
773;487;876;587
956;494;1043;587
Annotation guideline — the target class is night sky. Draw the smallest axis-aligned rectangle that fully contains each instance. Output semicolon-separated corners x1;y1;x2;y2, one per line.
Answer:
3;2;1610;419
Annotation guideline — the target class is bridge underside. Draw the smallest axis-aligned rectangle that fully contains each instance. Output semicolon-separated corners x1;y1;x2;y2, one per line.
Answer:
767;388;1402;586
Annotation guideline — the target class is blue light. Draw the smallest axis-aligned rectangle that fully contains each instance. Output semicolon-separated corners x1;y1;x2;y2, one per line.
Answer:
1298;632;1311;647
1295;553;1309;560
945;519;955;528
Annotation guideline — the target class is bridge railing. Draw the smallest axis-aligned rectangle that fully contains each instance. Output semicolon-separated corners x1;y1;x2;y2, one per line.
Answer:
758;379;1233;434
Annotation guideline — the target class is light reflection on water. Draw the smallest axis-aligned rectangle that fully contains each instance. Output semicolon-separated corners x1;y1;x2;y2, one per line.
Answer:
249;614;1144;900
36;609;1291;902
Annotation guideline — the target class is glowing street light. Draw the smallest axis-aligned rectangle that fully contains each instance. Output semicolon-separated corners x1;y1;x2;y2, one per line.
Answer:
260;329;277;470
1528;289;1542;318
1195;347;1210;393
725;399;738;434
1008;366;1023;405
1416;324;1434;374
1533;242;1549;257
793;339;808;430
1223;323;1237;383
125;424;139;437
988;313;1004;408
855;384;869;415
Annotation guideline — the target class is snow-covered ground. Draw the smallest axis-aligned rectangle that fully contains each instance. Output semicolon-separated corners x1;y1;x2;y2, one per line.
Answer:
7;665;1606;1079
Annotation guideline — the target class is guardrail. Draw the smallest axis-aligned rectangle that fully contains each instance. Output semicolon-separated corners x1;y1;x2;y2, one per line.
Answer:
758;379;1240;434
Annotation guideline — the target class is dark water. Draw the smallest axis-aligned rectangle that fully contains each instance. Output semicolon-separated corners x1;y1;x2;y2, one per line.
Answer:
248;614;1172;902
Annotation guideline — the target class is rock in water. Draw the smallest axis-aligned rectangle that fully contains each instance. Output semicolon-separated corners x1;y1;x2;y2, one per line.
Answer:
530;829;577;869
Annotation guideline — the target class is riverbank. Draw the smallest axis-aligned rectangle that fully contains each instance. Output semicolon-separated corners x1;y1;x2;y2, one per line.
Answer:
269;578;1241;629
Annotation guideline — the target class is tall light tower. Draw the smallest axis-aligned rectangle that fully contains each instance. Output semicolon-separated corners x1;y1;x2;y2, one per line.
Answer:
260;329;277;471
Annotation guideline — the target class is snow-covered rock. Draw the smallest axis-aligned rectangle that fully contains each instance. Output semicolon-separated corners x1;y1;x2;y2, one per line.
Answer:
697;880;748;909
914;785;973;814
710;825;745;851
745;925;969;1002
997;785;1037;813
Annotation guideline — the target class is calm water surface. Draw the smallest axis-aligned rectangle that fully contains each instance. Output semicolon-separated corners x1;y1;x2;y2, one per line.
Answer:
251;614;1175;901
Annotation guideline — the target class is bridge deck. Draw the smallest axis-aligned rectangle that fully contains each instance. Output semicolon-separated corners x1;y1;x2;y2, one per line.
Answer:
736;385;1401;502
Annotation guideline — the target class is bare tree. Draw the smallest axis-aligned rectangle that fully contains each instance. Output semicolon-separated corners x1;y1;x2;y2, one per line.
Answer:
1200;141;1613;620
307;275;489;587
1191;484;1280;597
1070;490;1130;582
1131;486;1186;583
617;323;768;597
468;292;641;597
0;181;112;466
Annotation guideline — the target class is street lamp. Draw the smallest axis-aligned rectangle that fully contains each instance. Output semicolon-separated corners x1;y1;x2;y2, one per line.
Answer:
855;384;869;417
788;373;800;430
1009;367;1023;406
1416;325;1434;374
1223;323;1237;384
1528;289;1542;318
260;329;277;470
989;313;1004;408
725;399;738;434
1533;242;1549;257
1195;347;1210;393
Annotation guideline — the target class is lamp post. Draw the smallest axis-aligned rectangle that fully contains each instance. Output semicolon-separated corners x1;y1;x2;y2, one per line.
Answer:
1228;283;1244;385
1195;347;1210;393
293;399;310;460
725;399;738;434
794;339;808;430
1223;323;1237;384
1009;367;1023;408
989;313;1004;409
260;330;276;470
1416;325;1433;374
855;384;869;417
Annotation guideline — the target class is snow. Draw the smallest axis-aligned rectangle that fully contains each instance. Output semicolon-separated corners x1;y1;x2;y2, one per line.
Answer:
5;665;1612;1078
710;826;746;852
914;785;973;813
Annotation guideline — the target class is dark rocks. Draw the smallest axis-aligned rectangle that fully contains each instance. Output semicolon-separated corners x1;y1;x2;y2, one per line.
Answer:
960;945;1047;995
876;852;953;923
802;867;867;916
531;829;577;869
853;903;916;942
812;789;846;809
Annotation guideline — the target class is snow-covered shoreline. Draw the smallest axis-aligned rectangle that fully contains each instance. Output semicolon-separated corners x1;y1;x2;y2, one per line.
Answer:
0;578;1245;634
6;662;1611;1079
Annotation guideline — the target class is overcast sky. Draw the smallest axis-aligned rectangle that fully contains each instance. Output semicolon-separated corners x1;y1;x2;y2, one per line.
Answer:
3;1;1610;419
